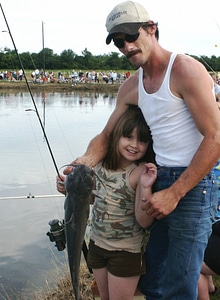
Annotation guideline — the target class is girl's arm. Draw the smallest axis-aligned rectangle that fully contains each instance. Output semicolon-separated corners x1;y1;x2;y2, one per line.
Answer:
135;163;157;227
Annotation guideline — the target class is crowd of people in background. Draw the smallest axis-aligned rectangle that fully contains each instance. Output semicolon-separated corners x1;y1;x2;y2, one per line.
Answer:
0;69;23;81
1;69;220;94
0;68;131;85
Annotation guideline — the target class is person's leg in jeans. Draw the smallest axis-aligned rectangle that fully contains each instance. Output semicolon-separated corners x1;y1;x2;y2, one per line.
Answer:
138;219;168;299
138;168;217;300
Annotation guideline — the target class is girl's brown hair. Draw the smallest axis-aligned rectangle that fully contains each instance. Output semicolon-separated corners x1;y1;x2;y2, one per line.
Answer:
102;106;155;170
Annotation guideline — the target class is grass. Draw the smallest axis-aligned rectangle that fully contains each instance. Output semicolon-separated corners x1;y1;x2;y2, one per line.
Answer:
35;269;220;300
32;265;220;300
33;263;94;300
0;258;217;299
211;276;220;300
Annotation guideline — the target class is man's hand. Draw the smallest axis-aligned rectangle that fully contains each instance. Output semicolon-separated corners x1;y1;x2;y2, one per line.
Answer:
141;188;179;219
63;155;94;175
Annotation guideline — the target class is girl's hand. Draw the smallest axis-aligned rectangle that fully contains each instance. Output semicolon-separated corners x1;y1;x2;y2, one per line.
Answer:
56;175;66;195
140;163;157;188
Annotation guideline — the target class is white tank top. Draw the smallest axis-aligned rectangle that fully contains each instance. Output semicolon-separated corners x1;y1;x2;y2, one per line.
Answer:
138;53;203;167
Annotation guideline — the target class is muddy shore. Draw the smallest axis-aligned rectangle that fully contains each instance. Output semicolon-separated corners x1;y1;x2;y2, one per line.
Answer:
0;80;120;93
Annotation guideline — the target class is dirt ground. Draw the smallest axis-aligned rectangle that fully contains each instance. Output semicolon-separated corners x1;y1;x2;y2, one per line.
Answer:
0;80;120;93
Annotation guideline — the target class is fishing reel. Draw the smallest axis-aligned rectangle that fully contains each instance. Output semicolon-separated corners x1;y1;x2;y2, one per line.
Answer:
46;219;66;251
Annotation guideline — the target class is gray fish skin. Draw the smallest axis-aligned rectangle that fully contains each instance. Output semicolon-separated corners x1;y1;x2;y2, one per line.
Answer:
64;164;95;300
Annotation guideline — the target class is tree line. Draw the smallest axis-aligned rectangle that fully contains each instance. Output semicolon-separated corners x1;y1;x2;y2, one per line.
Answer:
0;46;220;73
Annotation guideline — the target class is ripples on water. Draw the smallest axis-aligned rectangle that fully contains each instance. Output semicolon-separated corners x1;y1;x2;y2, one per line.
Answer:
0;90;116;299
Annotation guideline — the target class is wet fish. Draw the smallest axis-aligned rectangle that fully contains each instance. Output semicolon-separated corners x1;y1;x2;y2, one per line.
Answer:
64;164;95;300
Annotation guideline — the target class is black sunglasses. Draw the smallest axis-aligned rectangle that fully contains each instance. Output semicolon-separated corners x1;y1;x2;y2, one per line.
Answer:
113;32;140;48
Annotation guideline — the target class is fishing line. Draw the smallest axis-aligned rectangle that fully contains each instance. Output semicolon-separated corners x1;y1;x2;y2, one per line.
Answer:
0;3;61;178
24;102;65;221
50;108;74;158
199;55;216;73
26;111;59;197
214;19;220;32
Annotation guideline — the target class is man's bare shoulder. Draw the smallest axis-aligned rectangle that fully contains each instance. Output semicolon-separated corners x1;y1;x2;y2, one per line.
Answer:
173;54;206;77
171;54;211;96
117;70;139;106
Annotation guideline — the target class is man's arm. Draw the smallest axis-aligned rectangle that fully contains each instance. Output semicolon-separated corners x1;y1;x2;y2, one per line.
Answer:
142;56;220;219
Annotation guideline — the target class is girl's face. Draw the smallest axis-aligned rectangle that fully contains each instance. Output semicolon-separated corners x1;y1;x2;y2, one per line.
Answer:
118;128;149;168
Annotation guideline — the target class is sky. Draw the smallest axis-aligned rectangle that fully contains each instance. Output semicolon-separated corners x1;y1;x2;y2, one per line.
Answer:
0;0;219;58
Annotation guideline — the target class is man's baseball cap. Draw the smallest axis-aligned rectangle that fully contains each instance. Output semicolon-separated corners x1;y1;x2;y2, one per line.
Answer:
106;1;150;45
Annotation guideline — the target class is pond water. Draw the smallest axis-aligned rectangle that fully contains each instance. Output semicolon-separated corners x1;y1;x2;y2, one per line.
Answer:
0;89;116;299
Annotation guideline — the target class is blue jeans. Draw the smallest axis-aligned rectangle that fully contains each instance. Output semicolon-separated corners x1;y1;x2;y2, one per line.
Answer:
138;167;218;300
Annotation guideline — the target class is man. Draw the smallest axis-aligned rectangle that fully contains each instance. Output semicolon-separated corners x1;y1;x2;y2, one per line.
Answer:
60;1;220;299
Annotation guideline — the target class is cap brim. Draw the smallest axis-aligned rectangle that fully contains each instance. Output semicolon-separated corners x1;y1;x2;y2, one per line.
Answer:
106;23;142;44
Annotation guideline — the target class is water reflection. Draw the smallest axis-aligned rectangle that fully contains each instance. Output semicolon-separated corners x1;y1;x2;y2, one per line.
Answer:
0;90;116;299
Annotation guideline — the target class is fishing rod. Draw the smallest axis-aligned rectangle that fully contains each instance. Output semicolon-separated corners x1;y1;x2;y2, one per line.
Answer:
0;3;61;178
199;55;216;73
0;193;63;201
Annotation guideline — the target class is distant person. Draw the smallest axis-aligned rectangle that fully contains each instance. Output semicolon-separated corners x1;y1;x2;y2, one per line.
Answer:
18;69;23;81
117;72;121;84
209;72;220;104
125;71;130;79
62;1;220;299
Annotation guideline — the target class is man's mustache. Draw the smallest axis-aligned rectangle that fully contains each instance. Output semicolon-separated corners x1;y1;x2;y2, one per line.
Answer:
126;49;142;59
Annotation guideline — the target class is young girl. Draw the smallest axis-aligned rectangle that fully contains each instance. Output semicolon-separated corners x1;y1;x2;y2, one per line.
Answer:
87;106;157;300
